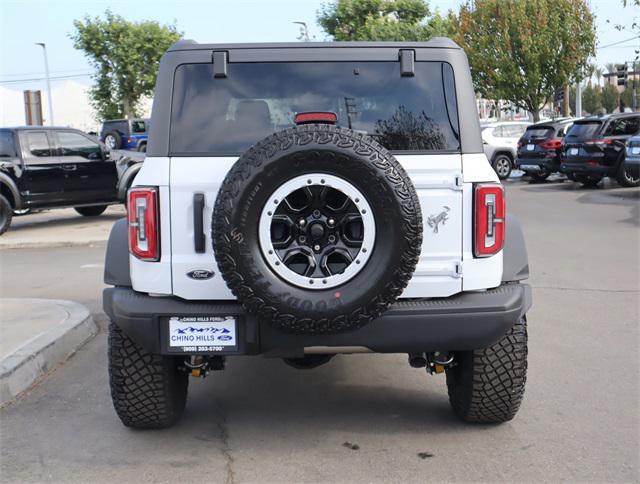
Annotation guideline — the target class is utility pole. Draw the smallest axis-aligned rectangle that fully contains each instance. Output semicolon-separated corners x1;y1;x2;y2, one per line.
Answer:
35;43;54;126
576;81;582;117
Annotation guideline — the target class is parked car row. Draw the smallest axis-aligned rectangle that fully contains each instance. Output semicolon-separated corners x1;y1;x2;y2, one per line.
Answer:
491;112;640;188
0;126;144;235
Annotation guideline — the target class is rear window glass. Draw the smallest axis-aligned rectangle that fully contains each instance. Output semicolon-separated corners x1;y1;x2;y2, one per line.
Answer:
170;61;460;155
522;127;554;140
566;121;602;139
131;120;147;133
0;131;16;157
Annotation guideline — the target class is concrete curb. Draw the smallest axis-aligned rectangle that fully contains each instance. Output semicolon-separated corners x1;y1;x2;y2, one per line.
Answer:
0;240;106;250
0;299;98;405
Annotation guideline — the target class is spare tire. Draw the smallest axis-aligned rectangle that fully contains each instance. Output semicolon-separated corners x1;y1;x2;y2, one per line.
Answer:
213;124;422;334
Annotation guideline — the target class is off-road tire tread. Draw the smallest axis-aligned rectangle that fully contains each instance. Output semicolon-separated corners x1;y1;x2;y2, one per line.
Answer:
446;317;528;423
213;124;422;334
108;322;188;429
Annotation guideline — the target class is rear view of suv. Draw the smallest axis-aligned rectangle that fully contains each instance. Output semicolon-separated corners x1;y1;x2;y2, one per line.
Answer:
561;113;640;187
100;118;149;152
516;118;575;181
102;40;531;429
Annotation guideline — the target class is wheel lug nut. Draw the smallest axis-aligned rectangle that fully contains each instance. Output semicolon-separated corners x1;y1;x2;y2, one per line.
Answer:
328;235;336;243
328;218;335;226
299;235;306;243
312;210;321;219
314;244;321;252
299;219;306;226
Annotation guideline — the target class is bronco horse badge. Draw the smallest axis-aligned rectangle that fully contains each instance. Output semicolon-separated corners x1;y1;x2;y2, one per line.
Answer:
427;206;450;234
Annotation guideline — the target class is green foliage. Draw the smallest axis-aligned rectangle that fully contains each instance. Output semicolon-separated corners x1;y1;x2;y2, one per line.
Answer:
455;0;596;121
318;0;455;41
602;84;620;113
70;11;182;120
582;85;603;114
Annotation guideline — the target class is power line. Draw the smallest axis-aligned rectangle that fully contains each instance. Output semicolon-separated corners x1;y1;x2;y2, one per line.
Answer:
597;35;640;50
0;68;91;78
0;73;92;84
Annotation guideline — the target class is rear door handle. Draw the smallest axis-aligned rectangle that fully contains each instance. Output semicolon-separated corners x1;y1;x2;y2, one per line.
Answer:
193;193;206;253
62;164;77;171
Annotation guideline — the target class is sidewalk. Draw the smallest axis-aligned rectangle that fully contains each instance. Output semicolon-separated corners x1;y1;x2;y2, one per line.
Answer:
0;299;98;405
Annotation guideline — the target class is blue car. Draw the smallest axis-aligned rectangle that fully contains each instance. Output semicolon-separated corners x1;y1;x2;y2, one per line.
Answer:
624;135;640;179
100;118;149;152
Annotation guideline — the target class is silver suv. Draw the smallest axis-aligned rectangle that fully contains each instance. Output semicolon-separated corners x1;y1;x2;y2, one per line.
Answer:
481;121;531;179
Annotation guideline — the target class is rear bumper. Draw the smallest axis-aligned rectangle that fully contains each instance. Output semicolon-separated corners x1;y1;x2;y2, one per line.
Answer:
103;283;532;356
516;156;560;172
560;162;614;177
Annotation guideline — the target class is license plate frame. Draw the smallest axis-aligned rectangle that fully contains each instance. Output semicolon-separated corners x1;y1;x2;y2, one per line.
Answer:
163;316;239;354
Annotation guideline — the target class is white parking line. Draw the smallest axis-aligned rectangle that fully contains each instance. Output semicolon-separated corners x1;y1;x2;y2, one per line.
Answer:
80;264;104;269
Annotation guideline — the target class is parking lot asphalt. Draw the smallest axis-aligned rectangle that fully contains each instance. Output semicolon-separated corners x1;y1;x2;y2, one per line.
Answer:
0;178;638;483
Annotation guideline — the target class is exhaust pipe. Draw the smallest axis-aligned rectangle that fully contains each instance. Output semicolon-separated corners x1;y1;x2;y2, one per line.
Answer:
408;353;427;368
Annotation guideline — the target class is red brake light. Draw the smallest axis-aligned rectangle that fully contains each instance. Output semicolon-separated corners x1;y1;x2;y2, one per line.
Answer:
294;112;338;125
517;140;523;150
474;184;505;258
540;138;562;150
584;139;613;146
128;187;160;261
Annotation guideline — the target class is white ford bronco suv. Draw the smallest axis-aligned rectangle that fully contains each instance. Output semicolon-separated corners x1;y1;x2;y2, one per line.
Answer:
103;39;531;429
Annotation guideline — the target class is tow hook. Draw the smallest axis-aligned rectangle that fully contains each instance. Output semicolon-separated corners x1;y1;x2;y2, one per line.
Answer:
426;351;454;375
183;355;226;378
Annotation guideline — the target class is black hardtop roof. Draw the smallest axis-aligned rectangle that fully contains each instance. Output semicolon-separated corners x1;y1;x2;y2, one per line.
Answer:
168;38;461;52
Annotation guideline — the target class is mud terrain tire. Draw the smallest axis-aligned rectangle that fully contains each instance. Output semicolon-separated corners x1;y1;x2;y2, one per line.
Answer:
213;124;422;334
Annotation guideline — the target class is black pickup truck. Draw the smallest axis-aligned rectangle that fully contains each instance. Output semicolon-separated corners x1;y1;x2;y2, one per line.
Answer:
0;126;143;235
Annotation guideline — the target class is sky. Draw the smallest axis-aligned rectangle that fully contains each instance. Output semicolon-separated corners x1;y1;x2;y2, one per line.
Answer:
0;0;638;94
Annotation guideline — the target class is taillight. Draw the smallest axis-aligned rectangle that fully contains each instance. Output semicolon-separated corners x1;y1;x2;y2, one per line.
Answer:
540;138;562;150
474;184;505;258
584;139;613;146
128;187;160;261
517;140;523;150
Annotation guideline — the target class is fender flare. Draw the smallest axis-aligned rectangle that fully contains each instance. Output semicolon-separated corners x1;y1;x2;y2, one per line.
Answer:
0;172;23;209
117;163;142;201
502;214;529;282
104;218;131;287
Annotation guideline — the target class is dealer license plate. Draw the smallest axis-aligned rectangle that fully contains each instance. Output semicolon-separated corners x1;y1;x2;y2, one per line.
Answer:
570;148;579;155
519;165;539;171
526;144;535;151
168;316;237;352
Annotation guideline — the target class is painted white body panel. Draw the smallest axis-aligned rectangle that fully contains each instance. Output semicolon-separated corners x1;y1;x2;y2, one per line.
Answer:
129;153;503;299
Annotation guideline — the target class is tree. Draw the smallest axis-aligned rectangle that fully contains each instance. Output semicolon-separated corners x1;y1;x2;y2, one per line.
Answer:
317;0;455;41
602;84;619;113
71;11;181;120
454;0;596;121
582;85;603;114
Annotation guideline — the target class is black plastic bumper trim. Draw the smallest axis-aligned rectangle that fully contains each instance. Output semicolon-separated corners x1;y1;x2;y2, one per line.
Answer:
103;283;531;356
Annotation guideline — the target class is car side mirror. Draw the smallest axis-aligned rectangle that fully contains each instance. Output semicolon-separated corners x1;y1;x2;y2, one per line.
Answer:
102;148;111;161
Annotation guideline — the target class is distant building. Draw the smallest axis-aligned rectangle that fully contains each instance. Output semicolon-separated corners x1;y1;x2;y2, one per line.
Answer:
0;80;151;132
603;70;640;93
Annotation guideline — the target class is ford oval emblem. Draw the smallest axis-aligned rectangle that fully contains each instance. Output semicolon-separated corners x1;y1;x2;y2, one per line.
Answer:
187;269;215;280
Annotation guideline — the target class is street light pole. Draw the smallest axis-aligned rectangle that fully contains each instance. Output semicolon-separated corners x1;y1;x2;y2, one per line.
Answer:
35;43;54;126
293;21;310;42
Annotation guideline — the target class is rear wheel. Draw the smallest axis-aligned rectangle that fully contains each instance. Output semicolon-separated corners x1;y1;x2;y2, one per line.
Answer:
529;167;550;182
108;322;188;429
577;176;600;188
616;163;640;187
492;154;513;180
75;205;107;217
0;194;12;236
446;316;528;423
104;132;121;150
